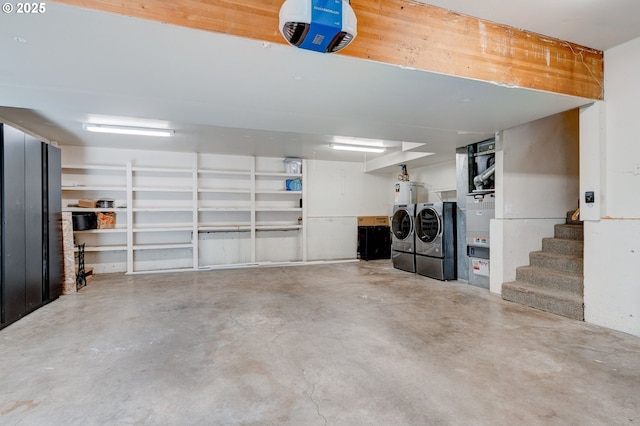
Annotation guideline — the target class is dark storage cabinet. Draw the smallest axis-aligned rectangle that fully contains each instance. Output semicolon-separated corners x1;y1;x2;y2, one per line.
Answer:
1;123;62;329
358;225;391;260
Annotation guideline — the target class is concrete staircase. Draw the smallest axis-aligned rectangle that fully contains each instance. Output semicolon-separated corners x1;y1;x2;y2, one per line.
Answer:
502;214;584;320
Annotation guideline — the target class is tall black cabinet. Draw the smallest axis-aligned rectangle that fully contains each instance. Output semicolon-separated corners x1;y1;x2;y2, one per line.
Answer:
1;123;62;329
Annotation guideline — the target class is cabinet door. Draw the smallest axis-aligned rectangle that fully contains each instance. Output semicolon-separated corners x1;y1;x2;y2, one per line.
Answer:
46;144;62;300
24;135;44;311
1;125;26;323
0;126;3;323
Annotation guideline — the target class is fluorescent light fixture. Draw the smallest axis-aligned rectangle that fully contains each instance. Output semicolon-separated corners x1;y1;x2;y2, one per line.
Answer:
331;144;386;153
331;136;385;147
82;123;174;137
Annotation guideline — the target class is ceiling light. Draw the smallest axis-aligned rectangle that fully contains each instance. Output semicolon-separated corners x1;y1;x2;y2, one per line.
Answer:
82;123;174;137
331;144;386;153
331;136;385;147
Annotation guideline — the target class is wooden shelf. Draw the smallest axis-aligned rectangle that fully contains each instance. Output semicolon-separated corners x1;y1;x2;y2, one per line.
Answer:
74;245;127;252
256;225;302;231
133;187;193;193
255;172;302;178
256;190;302;195
133;226;194;233
198;188;251;194
133;243;193;250
198;169;251;176
132;166;193;173
63;207;126;213
62;164;126;171
62;186;126;191
127;267;197;275
255;208;302;212
198;225;251;232
73;228;127;234
198;207;250;212
132;207;193;212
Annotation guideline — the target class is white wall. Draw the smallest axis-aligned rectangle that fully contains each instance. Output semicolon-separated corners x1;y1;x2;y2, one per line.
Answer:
498;109;580;219
62;148;394;269
579;102;606;222
584;220;640;334
604;38;640;218
582;36;640;337
306;159;393;260
63;146;197;168
492;110;580;294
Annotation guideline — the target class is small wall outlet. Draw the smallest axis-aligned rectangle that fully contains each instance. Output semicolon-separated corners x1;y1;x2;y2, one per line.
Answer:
504;203;513;215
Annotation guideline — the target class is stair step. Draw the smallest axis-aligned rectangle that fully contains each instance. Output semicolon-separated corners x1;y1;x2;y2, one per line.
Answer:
542;237;583;256
505;218;585;322
516;266;583;294
554;223;584;241
502;281;584;320
529;251;584;275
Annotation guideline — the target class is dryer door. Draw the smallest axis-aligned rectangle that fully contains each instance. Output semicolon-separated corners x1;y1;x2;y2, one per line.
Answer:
392;209;413;241
391;208;414;252
415;207;442;256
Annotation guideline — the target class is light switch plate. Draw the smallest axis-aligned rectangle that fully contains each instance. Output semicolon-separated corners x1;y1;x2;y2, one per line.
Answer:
585;191;595;204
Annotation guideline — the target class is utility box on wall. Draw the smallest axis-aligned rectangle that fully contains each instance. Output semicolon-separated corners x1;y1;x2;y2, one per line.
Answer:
457;138;496;288
466;192;495;289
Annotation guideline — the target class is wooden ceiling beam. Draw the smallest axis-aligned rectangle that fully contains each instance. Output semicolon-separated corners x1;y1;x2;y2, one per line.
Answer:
51;0;604;100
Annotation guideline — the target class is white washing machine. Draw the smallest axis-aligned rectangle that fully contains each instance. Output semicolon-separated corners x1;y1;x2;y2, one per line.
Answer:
415;202;456;280
391;204;416;273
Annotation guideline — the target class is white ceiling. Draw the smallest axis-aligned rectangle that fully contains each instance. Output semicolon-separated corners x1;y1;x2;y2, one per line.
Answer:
1;2;639;172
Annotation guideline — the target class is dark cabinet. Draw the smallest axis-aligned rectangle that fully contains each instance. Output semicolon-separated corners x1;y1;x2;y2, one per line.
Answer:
1;123;62;329
45;144;62;301
358;226;391;261
25;133;44;312
2;124;27;323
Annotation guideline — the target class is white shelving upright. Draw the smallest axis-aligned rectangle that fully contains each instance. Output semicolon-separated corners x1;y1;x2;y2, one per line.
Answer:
196;154;253;268
129;160;196;273
253;157;305;264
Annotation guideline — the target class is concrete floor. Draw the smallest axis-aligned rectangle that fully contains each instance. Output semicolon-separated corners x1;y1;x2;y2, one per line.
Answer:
1;261;639;425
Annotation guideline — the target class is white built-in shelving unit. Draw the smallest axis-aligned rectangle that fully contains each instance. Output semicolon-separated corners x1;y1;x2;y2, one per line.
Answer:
62;155;307;274
62;164;129;256
128;164;197;273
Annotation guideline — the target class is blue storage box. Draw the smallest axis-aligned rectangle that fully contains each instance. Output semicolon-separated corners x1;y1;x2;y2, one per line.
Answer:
286;178;302;191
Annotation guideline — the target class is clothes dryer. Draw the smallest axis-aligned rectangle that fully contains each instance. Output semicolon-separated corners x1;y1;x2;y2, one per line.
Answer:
415;202;456;280
391;204;416;273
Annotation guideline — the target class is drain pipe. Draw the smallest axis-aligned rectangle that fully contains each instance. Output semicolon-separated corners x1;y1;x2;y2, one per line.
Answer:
473;164;496;191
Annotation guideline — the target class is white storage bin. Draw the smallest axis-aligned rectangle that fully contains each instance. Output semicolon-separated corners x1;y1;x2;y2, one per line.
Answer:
284;158;302;174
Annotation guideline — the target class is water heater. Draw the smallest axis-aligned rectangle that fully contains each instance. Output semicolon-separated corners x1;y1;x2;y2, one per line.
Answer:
394;182;418;204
